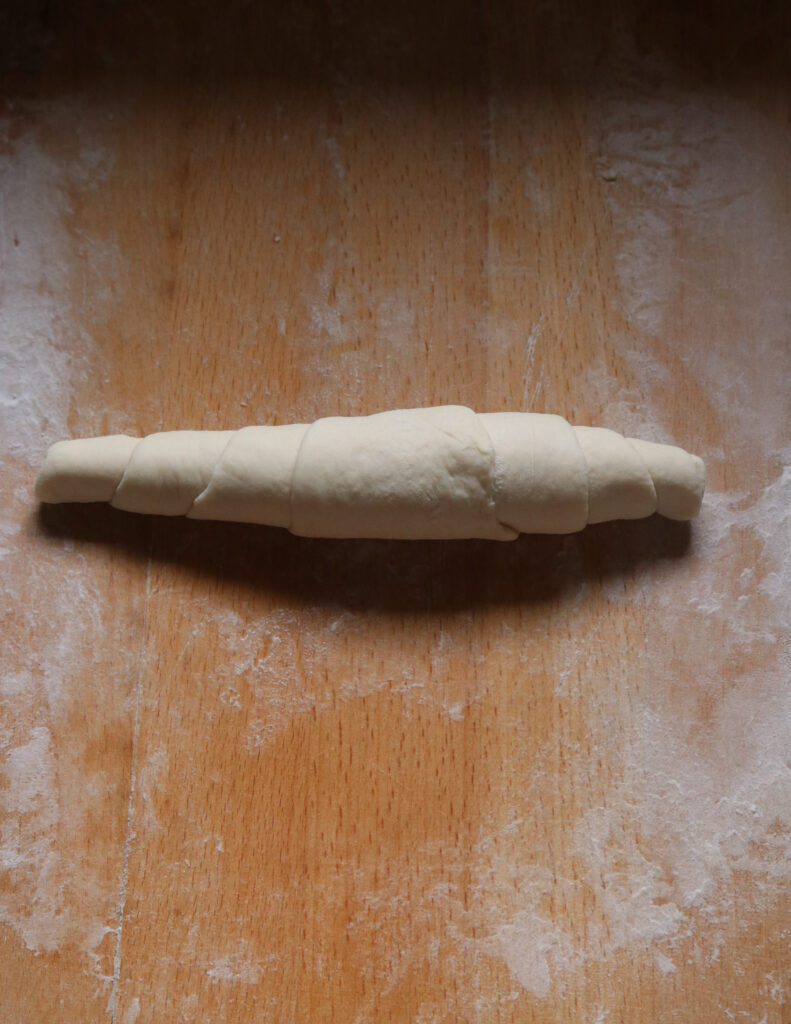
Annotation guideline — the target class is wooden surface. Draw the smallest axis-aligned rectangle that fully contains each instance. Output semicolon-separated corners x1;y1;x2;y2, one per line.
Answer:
2;2;790;1021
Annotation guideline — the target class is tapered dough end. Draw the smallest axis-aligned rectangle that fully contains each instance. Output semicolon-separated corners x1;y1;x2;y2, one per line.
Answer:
35;436;138;504
626;438;706;520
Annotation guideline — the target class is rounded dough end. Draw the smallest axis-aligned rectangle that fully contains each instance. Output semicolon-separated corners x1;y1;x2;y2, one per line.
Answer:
35;436;138;504
626;438;706;520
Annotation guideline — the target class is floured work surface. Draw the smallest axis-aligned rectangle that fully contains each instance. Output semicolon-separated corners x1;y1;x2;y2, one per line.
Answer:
1;3;790;1022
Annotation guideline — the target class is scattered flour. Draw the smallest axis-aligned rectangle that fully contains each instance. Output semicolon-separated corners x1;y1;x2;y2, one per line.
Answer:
206;951;279;985
0;728;59;948
0;538;132;956
1;39;789;1024
0;111;137;990
123;996;141;1024
0;132;77;462
488;910;568;999
478;61;791;1004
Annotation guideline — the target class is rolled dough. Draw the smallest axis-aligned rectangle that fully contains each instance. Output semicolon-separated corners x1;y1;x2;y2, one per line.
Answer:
35;406;705;539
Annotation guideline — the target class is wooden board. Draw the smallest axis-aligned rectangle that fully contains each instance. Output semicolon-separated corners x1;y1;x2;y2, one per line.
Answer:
2;2;790;1020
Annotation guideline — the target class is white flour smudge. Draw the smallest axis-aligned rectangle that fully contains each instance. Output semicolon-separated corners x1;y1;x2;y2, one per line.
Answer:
299;243;419;411
0;108;123;464
593;87;791;460
487;910;569;999
206;952;278;985
0;550;120;955
123;997;141;1024
0;112;131;982
0;132;77;462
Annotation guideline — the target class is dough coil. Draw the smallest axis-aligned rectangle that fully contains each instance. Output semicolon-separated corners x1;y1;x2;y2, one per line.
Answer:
35;406;705;539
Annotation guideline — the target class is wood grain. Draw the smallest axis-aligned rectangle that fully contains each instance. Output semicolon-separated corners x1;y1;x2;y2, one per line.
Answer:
2;2;790;1021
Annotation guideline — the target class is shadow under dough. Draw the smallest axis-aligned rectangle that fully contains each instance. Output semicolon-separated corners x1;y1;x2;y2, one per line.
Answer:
36;502;693;614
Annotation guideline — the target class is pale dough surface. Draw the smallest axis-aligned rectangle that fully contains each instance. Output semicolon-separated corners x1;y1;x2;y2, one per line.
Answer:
35;406;706;539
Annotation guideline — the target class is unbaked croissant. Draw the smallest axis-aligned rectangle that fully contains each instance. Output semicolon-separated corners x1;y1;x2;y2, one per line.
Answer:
35;406;705;539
